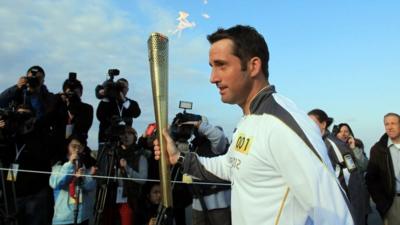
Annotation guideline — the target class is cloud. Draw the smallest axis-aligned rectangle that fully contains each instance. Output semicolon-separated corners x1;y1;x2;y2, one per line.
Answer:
202;13;211;19
0;0;225;149
171;11;196;37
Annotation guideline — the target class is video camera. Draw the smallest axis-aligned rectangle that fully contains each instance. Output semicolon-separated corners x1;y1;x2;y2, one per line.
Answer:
63;72;79;94
170;101;201;143
96;69;125;100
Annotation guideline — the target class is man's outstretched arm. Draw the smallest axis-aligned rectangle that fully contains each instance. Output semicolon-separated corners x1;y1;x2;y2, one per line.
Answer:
154;129;231;182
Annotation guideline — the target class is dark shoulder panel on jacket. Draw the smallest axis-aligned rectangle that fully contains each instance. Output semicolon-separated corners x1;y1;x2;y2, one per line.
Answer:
250;86;322;161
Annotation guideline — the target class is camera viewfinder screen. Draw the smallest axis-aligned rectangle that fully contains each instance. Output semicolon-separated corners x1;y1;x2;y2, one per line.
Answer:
179;101;192;110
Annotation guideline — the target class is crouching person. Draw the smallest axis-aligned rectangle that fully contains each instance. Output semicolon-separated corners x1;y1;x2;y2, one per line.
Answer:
49;135;97;225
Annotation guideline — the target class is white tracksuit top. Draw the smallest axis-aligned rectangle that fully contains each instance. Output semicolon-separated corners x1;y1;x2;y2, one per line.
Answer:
185;86;354;225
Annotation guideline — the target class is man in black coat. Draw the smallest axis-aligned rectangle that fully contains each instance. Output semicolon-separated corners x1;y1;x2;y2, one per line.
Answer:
96;78;141;144
0;66;56;224
0;65;56;133
52;74;93;162
366;113;400;225
0;105;53;225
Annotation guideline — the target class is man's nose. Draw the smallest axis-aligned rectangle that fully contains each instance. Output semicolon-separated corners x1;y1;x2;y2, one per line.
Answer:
209;69;219;84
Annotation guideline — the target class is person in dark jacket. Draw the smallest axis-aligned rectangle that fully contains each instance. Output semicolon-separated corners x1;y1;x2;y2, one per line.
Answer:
0;65;56;134
52;74;93;162
366;113;400;225
179;116;231;225
0;104;53;225
98;126;148;225
96;78;141;145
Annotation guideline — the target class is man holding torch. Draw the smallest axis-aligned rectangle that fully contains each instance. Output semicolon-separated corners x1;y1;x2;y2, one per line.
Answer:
153;25;354;225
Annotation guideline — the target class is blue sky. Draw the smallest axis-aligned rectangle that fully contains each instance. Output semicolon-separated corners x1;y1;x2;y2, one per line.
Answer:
0;1;399;154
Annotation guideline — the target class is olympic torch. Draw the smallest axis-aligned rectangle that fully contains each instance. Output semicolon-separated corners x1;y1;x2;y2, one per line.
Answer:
148;32;173;208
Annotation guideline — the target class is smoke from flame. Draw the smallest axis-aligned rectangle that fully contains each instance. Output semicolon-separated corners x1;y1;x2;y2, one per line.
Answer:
172;11;196;36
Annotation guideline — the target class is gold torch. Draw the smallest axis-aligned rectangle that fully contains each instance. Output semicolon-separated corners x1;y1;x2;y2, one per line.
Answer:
148;32;173;208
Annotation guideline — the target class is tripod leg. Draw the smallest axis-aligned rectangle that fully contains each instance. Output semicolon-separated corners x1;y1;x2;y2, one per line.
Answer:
93;185;107;225
93;144;116;225
0;162;19;225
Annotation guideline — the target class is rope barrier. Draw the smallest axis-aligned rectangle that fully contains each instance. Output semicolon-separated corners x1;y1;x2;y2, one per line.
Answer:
0;167;231;186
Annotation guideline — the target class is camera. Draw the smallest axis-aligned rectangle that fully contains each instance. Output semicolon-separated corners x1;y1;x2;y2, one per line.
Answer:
0;105;35;136
170;101;201;143
63;73;80;97
96;69;125;100
104;115;127;143
0;107;18;133
61;73;82;114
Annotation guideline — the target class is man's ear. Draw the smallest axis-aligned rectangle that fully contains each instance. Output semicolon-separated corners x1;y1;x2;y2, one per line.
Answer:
247;57;262;78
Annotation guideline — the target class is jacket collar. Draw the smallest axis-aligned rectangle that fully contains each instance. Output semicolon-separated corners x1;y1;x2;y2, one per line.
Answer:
249;85;276;114
388;138;394;148
377;133;390;153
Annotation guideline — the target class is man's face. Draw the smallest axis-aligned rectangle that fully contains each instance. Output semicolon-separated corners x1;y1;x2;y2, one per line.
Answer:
65;88;82;98
27;71;45;86
384;115;400;140
209;39;251;106
118;80;129;96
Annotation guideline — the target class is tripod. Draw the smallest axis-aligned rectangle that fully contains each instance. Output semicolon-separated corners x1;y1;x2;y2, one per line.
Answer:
93;141;120;225
154;165;183;225
0;160;18;225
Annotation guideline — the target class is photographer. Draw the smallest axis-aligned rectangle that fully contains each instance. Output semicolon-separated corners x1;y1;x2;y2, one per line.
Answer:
0;66;56;132
96;77;141;144
0;104;53;225
171;112;231;225
99;126;148;225
49;135;97;225
52;73;94;162
170;110;231;225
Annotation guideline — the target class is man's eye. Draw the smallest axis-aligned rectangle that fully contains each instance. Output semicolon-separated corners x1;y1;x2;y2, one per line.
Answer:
217;64;226;69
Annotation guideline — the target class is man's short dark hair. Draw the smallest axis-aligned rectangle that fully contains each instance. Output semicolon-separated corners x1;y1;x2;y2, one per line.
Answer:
117;78;128;85
27;65;45;77
62;78;83;93
207;25;270;79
